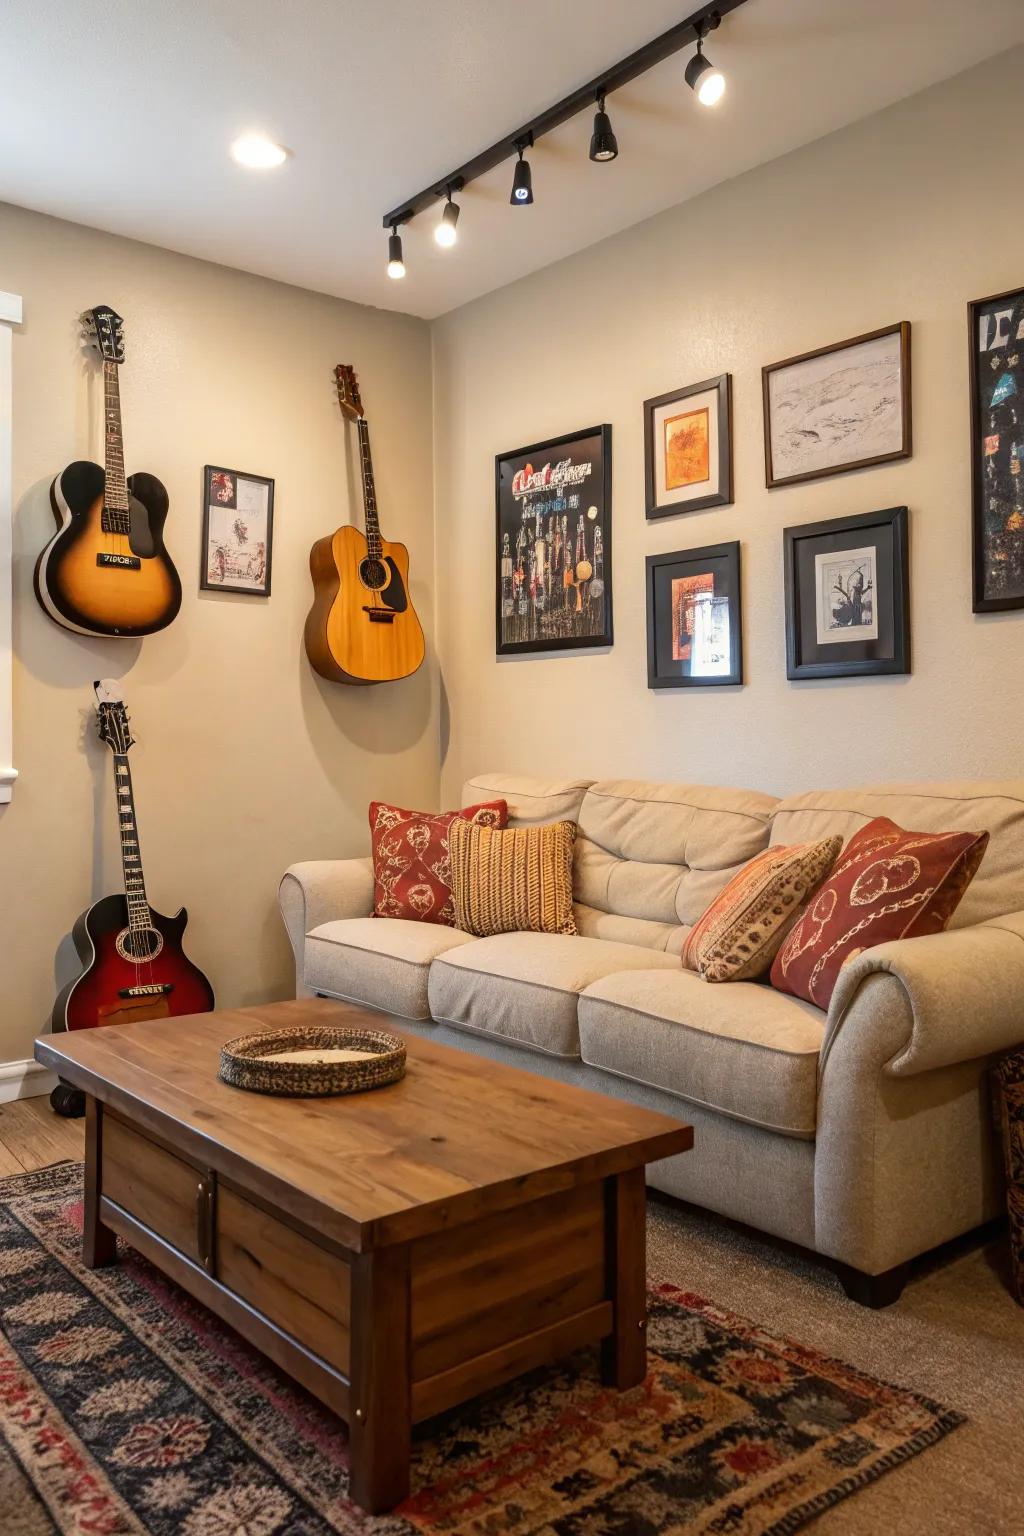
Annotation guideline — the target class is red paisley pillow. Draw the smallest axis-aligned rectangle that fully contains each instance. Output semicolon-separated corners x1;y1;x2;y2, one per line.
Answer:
770;816;988;1011
370;799;508;926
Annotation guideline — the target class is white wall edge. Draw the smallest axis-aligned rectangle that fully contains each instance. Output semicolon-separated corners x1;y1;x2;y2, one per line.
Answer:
0;292;18;804
0;292;22;325
0;1058;57;1103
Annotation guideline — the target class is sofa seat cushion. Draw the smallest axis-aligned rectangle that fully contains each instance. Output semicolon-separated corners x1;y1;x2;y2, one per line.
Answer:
305;918;475;1020
578;970;825;1137
427;934;680;1058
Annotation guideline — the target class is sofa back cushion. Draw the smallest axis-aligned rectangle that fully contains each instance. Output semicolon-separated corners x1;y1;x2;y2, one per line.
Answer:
770;781;1024;927
574;779;777;950
461;773;593;828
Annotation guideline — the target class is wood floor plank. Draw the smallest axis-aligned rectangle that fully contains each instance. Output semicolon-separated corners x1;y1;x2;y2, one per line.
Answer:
0;1132;25;1176
0;1098;84;1171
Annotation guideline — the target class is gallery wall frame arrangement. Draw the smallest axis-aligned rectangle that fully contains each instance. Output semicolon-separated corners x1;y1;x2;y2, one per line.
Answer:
646;540;742;689
495;424;612;656
201;465;275;597
644;373;733;519
783;505;909;681
763;322;912;489
968;285;1024;614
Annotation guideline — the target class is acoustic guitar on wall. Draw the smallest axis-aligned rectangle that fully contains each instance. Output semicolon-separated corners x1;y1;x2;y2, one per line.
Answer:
34;305;182;638
304;364;424;684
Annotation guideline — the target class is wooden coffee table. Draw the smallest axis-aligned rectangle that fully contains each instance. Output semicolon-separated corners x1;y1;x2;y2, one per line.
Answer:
36;999;692;1513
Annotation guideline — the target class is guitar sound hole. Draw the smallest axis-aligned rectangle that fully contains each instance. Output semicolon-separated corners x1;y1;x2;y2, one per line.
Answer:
116;926;165;964
359;558;388;592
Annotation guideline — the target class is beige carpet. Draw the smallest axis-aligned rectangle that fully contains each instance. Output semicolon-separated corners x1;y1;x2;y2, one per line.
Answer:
648;1197;1024;1535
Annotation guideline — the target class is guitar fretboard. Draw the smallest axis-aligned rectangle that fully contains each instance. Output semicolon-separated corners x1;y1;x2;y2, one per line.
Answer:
356;419;383;562
113;753;152;933
102;359;130;532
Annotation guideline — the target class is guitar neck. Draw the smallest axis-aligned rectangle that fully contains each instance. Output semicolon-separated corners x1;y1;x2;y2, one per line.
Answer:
356;418;383;559
102;360;130;531
112;753;152;931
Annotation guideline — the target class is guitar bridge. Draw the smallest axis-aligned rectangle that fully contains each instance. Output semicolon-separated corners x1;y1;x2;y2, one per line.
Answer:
363;607;396;624
97;553;141;570
118;983;174;998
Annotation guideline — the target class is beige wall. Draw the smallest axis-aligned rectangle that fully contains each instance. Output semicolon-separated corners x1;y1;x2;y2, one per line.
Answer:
432;48;1024;804
0;202;437;1065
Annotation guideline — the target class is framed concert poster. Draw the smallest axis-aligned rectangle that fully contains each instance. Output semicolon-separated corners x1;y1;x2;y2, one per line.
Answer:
644;374;732;519
201;465;274;597
969;286;1024;612
763;323;912;488
496;425;612;655
645;540;742;688
783;505;909;680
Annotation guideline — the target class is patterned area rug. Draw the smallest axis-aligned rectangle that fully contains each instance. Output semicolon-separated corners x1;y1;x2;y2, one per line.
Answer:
1;1162;963;1535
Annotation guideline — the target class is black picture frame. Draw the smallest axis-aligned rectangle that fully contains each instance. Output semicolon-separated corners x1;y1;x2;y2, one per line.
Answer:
645;540;742;689
200;465;274;597
644;373;733;519
783;505;909;680
968;286;1024;612
495;425;612;656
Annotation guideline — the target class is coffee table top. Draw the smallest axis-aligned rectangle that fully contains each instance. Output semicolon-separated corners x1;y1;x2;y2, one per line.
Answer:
37;999;692;1251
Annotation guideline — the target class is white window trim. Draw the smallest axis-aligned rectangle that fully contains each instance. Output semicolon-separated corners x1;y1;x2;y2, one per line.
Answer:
0;289;21;803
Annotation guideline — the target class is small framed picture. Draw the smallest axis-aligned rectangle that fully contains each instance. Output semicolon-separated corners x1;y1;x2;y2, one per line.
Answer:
201;465;274;597
783;506;909;680
644;374;732;519
646;540;742;688
968;286;1024;612
763;323;911;488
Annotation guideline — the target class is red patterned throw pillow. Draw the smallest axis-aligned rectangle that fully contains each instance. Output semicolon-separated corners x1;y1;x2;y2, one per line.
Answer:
770;816;988;1011
370;799;508;925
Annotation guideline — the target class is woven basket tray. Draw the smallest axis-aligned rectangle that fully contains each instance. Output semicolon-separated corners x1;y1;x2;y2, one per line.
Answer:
219;1025;406;1097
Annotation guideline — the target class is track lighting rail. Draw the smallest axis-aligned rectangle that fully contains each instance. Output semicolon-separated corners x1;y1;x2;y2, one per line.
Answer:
381;1;748;232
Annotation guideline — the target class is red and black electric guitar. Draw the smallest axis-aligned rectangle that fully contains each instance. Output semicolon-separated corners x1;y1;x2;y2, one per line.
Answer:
49;681;214;1115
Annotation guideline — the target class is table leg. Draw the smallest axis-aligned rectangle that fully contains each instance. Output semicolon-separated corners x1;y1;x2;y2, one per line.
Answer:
83;1098;118;1270
601;1165;647;1389
348;1243;411;1513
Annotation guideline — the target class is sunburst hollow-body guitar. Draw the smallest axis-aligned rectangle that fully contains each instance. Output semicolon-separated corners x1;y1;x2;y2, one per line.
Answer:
35;305;182;638
304;364;424;684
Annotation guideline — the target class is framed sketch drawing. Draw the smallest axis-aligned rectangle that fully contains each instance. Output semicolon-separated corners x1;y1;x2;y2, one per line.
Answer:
644;374;732;518
763;323;911;488
783;506;909;680
968;286;1024;611
201;465;274;597
646;540;742;688
496;425;612;655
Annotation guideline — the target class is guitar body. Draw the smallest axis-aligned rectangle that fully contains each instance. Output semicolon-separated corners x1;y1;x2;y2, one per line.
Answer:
305;523;425;684
35;460;182;638
54;894;214;1033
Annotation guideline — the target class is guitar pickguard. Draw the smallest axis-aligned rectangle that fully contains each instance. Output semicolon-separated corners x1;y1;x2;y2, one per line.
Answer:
379;556;408;613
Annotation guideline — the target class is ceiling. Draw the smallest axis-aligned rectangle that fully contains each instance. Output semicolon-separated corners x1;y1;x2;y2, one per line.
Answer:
3;1;1023;320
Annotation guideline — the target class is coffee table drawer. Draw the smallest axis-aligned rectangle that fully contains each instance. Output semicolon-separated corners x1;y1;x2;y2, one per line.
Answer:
216;1186;351;1374
102;1113;203;1265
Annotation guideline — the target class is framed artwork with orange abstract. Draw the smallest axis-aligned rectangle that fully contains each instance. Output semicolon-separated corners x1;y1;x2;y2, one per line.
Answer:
646;540;742;688
644;374;732;520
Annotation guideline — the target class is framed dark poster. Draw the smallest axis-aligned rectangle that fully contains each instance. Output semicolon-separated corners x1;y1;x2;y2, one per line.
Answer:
495;425;612;655
646;541;742;688
783;506;909;680
969;286;1024;611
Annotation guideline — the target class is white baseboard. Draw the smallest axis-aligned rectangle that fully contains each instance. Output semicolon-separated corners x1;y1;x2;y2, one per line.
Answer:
0;1059;57;1103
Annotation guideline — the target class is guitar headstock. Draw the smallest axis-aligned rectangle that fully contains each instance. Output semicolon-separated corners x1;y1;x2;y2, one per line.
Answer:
81;305;125;364
335;364;364;422
94;679;135;754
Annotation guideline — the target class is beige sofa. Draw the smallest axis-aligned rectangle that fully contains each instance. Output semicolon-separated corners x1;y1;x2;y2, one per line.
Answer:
279;774;1024;1305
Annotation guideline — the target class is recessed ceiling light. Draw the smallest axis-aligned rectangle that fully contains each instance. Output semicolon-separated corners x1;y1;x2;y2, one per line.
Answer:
230;133;288;170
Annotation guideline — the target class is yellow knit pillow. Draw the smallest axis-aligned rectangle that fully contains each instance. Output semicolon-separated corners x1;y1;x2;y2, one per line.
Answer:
449;818;577;937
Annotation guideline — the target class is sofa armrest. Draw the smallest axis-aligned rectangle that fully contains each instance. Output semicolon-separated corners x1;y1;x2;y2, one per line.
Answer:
822;910;1024;1077
278;858;374;994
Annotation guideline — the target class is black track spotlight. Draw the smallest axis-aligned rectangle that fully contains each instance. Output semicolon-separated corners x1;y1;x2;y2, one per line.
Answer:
510;138;533;206
685;15;725;106
386;225;405;280
589;93;618;162
435;188;460;248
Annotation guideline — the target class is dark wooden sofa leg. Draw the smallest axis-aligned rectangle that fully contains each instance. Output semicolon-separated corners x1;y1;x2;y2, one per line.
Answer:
838;1261;911;1308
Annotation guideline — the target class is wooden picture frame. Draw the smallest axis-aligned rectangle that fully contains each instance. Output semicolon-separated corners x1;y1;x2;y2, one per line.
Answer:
968;285;1024;612
646;540;742;688
763;323;912;489
783;505;910;680
200;465;274;597
644;374;732;519
495;425;612;656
